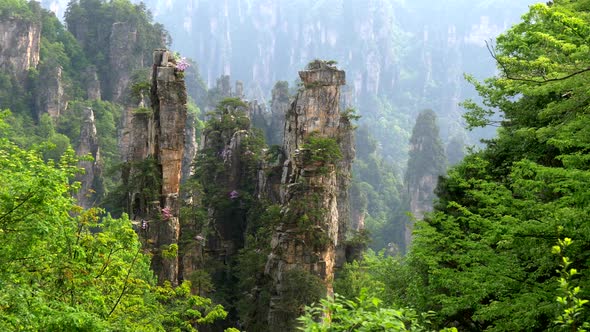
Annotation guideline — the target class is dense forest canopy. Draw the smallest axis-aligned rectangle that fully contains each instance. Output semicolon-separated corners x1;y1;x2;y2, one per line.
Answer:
1;0;590;331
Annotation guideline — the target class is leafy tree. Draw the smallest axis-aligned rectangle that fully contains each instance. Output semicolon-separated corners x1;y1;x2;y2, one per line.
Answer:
0;113;226;330
298;291;456;332
0;0;40;20
400;1;590;330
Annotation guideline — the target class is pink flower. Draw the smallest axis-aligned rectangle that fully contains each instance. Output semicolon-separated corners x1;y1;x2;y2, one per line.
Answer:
229;190;239;200
161;207;173;220
175;57;190;72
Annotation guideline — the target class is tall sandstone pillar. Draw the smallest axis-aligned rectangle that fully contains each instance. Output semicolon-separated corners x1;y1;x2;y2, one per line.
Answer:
265;61;353;330
126;49;187;285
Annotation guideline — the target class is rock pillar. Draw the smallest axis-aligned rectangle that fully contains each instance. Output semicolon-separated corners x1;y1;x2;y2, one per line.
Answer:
126;49;187;285
265;61;353;330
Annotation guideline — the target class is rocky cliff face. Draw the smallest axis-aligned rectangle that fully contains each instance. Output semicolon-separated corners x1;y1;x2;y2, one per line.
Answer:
34;65;66;119
335;115;355;266
108;22;144;103
0;16;40;83
265;62;353;330
83;66;101;100
75;107;101;209
180;96;263;302
181;112;198;182
252;81;290;146
125;49;187;285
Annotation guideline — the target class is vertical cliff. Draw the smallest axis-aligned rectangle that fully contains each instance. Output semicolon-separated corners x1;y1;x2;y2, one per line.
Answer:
265;61;353;330
0;13;40;83
255;81;290;146
83;66;101;100
34;65;66;119
74;106;101;209
196;102;251;267
335;114;355;266
108;22;144;103
181;112;198;182
125;49;187;285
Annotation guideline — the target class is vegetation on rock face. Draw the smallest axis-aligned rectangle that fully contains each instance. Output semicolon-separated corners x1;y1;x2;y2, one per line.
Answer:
184;97;268;328
276;268;327;331
301;133;342;174
0;0;41;20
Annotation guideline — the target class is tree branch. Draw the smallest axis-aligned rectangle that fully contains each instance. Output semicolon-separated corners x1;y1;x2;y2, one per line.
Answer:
0;190;36;224
485;40;590;84
107;247;141;318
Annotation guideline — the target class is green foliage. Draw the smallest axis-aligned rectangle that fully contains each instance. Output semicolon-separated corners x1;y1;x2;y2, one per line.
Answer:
553;237;590;331
0;0;40;20
233;203;281;331
334;250;411;304
283;191;332;248
301;133;342;173
275;268;326;330
155;281;227;331
340;107;361;123
39;7;88;86
368;2;590;331
187;97;267;328
351;125;404;253
306;59;338;70
129;68;152;104
56;100;122;205
162;243;179;259
204;97;250;132
132;106;153;115
298;291;445;332
65;0;168;99
0;115;226;330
